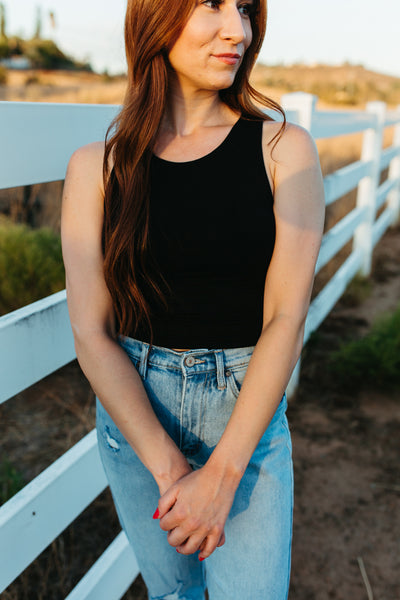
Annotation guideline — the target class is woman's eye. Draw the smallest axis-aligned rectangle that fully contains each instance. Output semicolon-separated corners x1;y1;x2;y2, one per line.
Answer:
202;0;254;15
203;0;222;9
238;3;254;16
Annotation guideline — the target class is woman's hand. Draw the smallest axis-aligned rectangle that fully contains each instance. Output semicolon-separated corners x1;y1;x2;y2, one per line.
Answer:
154;464;238;560
154;455;194;497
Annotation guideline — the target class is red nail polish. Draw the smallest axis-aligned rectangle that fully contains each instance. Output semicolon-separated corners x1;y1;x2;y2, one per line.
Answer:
176;549;180;553
199;556;205;562
152;508;160;519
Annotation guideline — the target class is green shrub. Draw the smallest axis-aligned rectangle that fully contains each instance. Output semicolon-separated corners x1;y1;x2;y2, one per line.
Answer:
0;37;9;59
0;35;93;70
101;69;113;83
24;38;75;70
0;455;25;505
3;35;24;56
0;219;65;315
0;64;6;84
24;73;41;86
340;274;372;307
329;304;400;391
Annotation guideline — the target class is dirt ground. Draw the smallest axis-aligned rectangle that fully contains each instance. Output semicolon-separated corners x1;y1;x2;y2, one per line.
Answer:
1;226;399;600
288;224;400;600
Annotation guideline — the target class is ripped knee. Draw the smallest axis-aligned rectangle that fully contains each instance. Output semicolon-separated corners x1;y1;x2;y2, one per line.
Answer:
104;426;120;452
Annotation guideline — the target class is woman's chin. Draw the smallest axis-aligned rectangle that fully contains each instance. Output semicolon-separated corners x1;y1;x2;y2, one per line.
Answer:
207;74;237;91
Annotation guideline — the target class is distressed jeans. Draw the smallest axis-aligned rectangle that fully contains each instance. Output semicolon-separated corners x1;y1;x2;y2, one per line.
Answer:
96;335;294;600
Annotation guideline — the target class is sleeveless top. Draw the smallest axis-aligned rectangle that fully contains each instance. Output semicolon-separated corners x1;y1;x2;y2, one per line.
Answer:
132;117;276;348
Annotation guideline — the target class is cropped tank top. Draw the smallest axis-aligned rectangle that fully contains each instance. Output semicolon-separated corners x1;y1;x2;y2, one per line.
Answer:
132;117;276;348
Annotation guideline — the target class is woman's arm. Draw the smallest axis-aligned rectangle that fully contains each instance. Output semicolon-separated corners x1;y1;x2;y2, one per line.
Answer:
61;142;192;494
206;122;325;473
155;122;325;559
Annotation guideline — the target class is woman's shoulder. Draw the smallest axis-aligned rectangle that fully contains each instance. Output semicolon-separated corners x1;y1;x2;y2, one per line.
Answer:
66;141;107;193
262;119;317;155
70;140;105;159
261;119;320;180
62;142;109;224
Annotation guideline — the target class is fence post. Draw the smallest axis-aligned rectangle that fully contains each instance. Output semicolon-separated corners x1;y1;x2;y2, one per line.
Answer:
353;101;386;275
280;92;317;398
387;104;400;224
280;91;317;131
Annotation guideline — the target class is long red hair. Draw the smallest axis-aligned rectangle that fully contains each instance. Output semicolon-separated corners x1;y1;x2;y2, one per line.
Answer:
102;0;285;345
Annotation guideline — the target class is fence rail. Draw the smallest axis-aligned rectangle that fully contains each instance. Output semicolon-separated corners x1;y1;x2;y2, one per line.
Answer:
0;94;399;597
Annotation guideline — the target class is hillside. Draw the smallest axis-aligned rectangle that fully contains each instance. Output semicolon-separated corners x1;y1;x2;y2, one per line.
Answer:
252;62;400;107
1;62;400;107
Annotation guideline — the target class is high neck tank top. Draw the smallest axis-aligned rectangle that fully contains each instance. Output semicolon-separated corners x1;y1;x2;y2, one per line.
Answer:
132;117;276;348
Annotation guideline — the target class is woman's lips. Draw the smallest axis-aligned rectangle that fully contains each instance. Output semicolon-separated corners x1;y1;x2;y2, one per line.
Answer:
213;54;241;65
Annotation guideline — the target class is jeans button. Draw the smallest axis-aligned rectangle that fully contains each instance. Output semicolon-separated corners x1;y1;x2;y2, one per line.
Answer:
184;356;195;367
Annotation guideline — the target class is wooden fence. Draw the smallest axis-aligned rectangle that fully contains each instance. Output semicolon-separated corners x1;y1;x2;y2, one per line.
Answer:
0;94;399;597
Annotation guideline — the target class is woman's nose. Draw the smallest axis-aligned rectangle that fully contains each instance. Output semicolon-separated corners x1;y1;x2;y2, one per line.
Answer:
219;6;247;44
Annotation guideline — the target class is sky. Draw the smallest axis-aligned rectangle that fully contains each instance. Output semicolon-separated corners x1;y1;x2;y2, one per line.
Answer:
5;0;400;78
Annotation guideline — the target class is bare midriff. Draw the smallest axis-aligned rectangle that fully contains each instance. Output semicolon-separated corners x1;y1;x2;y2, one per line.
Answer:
172;348;191;352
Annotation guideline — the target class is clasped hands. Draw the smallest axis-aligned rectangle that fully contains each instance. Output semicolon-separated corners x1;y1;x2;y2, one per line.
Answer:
153;463;236;561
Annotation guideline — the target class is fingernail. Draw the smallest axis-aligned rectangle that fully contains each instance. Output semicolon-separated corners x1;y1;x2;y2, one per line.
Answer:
176;549;180;553
152;508;160;519
199;556;205;562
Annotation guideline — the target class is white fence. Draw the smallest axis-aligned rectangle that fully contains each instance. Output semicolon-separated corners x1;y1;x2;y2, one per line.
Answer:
0;94;399;597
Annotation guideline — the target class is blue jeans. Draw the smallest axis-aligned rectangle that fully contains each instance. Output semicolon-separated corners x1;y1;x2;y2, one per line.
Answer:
96;335;294;600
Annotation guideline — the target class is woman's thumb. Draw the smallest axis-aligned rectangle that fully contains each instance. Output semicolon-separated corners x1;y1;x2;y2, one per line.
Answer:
156;485;178;518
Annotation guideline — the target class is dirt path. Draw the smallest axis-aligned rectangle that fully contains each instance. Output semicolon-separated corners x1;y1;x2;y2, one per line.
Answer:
1;227;399;600
288;224;400;599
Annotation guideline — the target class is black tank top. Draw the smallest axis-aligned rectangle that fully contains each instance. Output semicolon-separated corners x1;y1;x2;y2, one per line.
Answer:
133;117;276;348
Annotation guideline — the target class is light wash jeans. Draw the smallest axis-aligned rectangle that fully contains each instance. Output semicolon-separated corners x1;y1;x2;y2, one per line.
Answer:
96;335;293;600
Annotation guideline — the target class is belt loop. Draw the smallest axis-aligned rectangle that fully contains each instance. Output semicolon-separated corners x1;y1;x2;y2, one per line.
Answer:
138;342;150;380
215;350;226;390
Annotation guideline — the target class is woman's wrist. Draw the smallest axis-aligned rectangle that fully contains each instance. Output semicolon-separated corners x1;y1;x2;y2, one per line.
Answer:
151;442;193;494
204;449;246;492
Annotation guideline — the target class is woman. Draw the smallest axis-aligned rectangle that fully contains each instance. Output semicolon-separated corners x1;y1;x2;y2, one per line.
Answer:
61;0;325;598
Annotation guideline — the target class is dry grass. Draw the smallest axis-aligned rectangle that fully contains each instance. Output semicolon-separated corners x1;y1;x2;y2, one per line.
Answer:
0;69;127;104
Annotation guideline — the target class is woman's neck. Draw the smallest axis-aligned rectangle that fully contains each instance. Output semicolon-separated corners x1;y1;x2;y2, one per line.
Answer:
162;85;236;137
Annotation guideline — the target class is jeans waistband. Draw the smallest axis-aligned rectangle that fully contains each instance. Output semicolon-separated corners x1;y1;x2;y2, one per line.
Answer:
117;335;256;391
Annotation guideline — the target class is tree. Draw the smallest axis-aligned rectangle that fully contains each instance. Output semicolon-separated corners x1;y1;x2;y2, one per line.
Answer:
49;11;56;30
34;5;42;40
0;2;7;40
24;38;82;70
